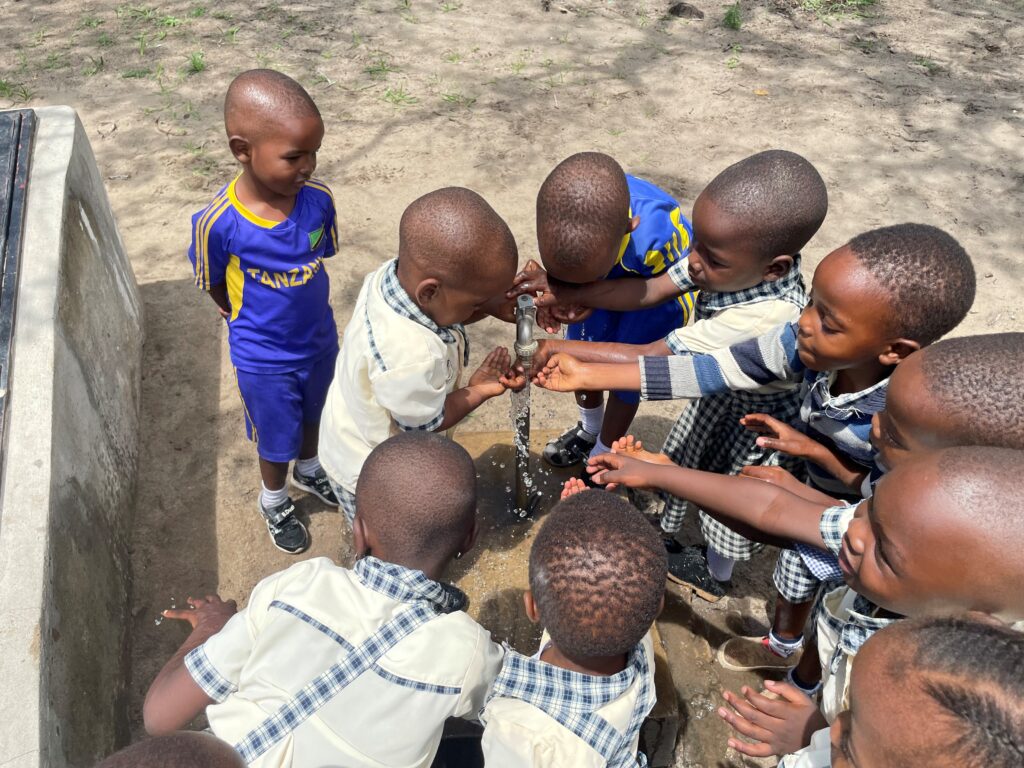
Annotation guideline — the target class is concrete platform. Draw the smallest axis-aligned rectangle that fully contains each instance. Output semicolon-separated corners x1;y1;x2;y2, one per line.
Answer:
0;107;143;768
450;429;679;766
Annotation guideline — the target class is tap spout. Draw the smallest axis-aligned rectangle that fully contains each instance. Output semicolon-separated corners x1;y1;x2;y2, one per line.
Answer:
514;294;538;360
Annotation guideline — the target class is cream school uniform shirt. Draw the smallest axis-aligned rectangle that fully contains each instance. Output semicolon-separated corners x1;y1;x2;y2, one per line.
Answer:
320;261;464;494
480;632;655;767
188;558;502;768
779;727;833;768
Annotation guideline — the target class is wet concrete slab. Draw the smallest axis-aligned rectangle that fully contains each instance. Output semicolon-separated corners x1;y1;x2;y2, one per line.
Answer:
451;429;778;768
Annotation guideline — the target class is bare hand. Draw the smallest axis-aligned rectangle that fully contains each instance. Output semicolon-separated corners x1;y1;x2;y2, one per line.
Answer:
533;353;587;392
560;477;589;498
470;347;524;395
740;413;818;458
507;259;549;299
585;452;657;491
216;306;230;319
163;595;237;634
610;435;674;466
717;680;826;758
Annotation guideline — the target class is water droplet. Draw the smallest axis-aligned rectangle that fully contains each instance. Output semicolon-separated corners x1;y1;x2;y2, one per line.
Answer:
499;463;505;469
505;485;512;493
154;616;164;626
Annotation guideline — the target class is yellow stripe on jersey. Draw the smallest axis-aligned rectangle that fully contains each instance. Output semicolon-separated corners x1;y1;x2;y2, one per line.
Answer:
676;289;697;326
614;206;634;270
194;194;230;289
233;367;258;445
225;254;245;321
670;207;691;257
227;177;282;229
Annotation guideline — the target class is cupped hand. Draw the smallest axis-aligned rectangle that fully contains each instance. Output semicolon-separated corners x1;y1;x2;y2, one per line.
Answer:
717;680;826;758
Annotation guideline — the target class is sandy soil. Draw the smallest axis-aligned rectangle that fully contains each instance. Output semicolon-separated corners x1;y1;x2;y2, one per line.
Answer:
4;0;1022;764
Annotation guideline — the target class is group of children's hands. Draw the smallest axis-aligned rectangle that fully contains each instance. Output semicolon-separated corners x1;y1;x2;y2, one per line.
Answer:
469;347;528;396
507;259;594;332
717;680;827;758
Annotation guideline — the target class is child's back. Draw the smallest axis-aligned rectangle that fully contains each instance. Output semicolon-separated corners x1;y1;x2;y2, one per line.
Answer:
481;490;667;767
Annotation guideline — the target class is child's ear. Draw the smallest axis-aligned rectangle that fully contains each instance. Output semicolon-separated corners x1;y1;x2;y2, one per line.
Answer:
523;590;541;624
627;215;641;234
352;515;369;558
761;254;794;282
879;339;921;367
228;135;252;164
414;278;441;307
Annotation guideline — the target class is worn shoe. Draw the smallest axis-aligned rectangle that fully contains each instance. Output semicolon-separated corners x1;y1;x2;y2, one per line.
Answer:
717;635;801;672
260;497;309;554
542;423;597;468
666;544;729;602
290;467;339;507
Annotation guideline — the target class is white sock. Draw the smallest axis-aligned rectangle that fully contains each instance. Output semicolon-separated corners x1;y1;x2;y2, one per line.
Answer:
589;437;611;459
767;630;804;658
578;403;604;437
707;546;736;582
261;482;289;510
295;455;322;477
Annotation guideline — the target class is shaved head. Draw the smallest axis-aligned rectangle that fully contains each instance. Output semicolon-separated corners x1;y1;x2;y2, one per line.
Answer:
356;432;477;563
96;732;244;768
397;186;517;283
224;69;320;141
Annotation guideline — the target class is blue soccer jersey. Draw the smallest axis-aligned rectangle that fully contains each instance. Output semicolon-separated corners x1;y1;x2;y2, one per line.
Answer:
189;177;339;373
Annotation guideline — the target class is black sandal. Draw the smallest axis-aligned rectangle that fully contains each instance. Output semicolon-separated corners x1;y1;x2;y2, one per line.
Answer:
542;423;597;467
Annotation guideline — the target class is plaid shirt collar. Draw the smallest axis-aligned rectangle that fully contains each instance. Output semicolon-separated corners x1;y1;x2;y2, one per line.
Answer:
696;253;807;318
354;555;468;614
821;586;899;661
381;259;467;352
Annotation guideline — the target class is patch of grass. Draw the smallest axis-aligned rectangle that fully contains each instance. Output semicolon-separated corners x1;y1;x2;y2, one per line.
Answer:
0;78;32;102
98;31;115;47
801;0;875;18
44;52;70;70
188;4;208;17
187;50;206;74
441;50;462;63
723;3;742;30
80;15;105;28
117;5;157;22
121;67;153;78
913;56;942;75
159;15;183;27
82;55;106;76
212;9;233;21
224;26;240;43
364;56;398;78
607;127;625;137
725;55;741;68
440;0;462;10
382;85;417;105
510;52;528;74
441;91;475;107
136;32;149;55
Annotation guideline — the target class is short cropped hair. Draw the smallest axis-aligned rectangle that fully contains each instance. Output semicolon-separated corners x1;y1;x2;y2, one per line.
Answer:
536;152;630;277
224;69;320;138
702;149;827;259
97;732;245;768
919;333;1024;449
848;224;976;345
356;432;476;561
882;615;1024;767
398;186;518;282
529;490;667;658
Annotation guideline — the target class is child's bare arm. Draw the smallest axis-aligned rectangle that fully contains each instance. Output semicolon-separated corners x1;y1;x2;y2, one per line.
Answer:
739;465;840;506
534;353;643;393
208;283;231;318
588;453;828;549
509;261;681;312
142;595;236;735
435;347;522;431
742;413;869;492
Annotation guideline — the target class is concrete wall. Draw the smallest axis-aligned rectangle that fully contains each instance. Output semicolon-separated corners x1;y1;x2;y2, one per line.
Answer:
0;107;143;768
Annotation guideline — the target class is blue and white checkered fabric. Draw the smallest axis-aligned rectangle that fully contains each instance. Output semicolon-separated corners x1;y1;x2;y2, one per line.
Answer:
231;557;467;763
820;589;897;664
483;642;654;766
380;259;469;362
185;645;236;702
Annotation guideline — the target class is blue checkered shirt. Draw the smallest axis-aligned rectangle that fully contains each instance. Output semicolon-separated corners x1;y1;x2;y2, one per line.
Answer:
795;503;856;582
482;641;655;766
664;254;807;355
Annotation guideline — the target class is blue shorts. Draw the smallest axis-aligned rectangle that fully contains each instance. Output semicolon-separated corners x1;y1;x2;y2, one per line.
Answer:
566;301;688;404
235;349;338;462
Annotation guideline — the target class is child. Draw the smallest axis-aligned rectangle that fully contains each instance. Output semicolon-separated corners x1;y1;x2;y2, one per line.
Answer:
587;445;1024;756
318;187;522;521
785;615;1024;767
143;433;504;768
536;223;975;605
97;732;245;768
525;150;828;599
188;69;340;554
480;490;667;767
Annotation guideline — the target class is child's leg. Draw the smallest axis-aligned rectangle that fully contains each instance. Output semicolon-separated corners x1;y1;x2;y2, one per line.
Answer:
289;351;340;507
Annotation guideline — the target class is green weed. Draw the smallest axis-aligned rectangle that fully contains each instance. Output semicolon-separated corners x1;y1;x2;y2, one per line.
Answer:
159;15;183;26
382;85;417;105
440;0;461;10
121;68;153;78
441;91;475;107
98;32;115;46
442;50;462;63
117;5;157;22
723;3;742;30
82;55;106;76
364;57;398;78
80;15;105;28
44;52;70;70
800;0;875;18
188;4;208;17
0;79;32;102
137;32;149;55
225;26;240;43
913;56;942;75
187;50;206;74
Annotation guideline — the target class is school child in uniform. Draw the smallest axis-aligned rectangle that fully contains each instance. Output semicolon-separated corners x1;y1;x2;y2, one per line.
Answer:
783;614;1024;768
534;223;976;612
142;433;504;768
188;69;340;554
587;445;1024;759
318;187;523;522
96;732;245;768
519;150;828;599
480;490;667;767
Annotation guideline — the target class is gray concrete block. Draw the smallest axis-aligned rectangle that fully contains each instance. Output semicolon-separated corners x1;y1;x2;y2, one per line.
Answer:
0;106;143;768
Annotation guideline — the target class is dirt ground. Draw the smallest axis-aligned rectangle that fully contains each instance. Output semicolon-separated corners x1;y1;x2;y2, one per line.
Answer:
4;0;1022;764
